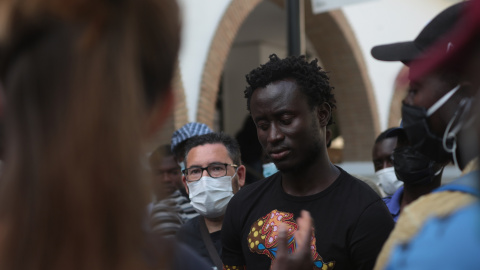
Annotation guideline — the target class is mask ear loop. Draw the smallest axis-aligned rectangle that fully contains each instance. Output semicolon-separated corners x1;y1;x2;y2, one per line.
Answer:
442;98;471;168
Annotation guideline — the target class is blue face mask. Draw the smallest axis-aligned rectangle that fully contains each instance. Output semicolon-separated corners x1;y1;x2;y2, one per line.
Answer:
178;161;185;172
262;162;278;178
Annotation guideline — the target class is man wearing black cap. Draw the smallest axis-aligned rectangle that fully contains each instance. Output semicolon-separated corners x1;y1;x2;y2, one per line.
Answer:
371;2;480;269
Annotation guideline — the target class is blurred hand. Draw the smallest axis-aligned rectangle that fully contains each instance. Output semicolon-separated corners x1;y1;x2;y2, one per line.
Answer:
271;210;314;270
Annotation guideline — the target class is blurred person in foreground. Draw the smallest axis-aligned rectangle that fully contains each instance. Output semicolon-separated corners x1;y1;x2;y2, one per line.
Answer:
148;145;188;237
177;132;245;269
222;54;393;270
0;0;211;269
371;1;480;269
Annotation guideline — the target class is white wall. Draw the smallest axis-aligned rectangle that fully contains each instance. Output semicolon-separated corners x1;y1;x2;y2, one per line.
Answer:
342;0;461;130
177;0;461;131
177;0;232;122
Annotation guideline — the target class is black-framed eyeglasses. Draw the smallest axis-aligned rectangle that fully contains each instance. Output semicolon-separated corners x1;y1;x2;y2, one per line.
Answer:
183;163;238;182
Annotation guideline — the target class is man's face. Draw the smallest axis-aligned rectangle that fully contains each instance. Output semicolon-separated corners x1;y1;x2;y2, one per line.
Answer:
152;155;182;197
372;137;397;172
250;79;324;173
184;143;241;193
404;70;457;136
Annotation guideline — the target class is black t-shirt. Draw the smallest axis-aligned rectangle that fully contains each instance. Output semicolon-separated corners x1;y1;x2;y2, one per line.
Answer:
177;215;222;268
221;167;394;270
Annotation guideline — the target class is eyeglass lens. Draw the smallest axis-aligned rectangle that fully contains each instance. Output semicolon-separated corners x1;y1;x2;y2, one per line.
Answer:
186;163;227;181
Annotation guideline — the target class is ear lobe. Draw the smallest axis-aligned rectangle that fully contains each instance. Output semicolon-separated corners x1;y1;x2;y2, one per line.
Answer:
237;165;246;188
316;103;331;127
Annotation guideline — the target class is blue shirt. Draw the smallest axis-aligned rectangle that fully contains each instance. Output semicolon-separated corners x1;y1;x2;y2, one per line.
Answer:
385;170;480;270
386;202;480;270
382;186;404;222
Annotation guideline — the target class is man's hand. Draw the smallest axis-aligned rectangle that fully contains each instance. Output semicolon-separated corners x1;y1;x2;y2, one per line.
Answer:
271;210;314;270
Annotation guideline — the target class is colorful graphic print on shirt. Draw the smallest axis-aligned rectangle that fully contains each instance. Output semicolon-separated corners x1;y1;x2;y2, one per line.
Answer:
248;209;335;269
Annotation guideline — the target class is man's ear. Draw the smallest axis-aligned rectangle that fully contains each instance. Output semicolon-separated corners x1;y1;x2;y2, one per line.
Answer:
316;102;332;127
146;88;174;137
182;175;189;195
236;165;246;188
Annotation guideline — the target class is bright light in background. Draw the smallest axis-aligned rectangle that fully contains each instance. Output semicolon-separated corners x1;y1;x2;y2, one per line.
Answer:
311;0;379;14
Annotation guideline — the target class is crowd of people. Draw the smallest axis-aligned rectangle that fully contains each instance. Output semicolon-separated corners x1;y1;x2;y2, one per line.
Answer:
0;0;478;269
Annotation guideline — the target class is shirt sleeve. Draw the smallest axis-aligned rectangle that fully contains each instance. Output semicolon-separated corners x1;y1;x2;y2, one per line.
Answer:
349;199;395;270
221;195;246;269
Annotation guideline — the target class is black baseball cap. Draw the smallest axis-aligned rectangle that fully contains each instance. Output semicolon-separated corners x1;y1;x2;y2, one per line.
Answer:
371;2;465;65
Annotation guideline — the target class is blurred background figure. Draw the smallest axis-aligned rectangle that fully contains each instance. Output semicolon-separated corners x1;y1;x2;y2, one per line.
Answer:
148;145;197;238
382;128;443;222
372;128;403;197
0;0;210;269
235;116;263;184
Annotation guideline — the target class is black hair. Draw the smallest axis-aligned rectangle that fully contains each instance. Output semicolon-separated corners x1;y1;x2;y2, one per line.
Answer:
375;127;401;143
149;144;174;169
184;132;242;166
244;54;336;125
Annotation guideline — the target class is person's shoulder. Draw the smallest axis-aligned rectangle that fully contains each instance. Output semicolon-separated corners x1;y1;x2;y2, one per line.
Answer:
386;202;480;270
227;173;279;213
336;167;381;195
178;215;200;234
234;172;279;197
401;189;476;222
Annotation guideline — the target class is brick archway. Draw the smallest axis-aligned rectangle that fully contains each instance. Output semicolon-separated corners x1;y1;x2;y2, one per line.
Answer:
198;0;379;161
388;66;408;128
196;0;263;126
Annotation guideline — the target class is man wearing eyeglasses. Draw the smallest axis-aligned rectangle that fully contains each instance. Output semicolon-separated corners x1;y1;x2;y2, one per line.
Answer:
176;132;246;270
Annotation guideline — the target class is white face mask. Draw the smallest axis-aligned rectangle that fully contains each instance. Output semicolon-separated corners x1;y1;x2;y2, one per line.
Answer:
187;174;235;218
262;162;278;178
375;167;403;196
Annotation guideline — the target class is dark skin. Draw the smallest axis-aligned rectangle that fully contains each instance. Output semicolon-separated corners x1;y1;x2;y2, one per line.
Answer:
405;67;475;170
372;137;397;172
250;79;339;196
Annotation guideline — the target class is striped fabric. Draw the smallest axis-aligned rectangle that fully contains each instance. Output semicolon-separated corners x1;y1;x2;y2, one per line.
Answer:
150;190;198;237
171;123;212;152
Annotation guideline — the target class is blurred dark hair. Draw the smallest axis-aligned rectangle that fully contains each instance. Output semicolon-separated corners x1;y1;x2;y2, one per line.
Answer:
149;144;175;169
0;0;181;269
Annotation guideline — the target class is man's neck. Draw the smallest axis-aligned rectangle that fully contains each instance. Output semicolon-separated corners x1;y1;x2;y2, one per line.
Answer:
281;156;340;197
402;175;442;208
204;216;223;233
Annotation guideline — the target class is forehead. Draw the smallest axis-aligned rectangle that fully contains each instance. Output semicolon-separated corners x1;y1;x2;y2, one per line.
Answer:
250;79;308;115
186;143;232;166
372;137;397;159
158;155;179;170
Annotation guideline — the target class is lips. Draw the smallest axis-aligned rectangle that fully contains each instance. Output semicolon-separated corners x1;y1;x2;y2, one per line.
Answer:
269;148;291;160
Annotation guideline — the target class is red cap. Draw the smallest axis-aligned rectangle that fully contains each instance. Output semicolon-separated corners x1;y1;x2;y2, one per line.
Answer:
409;0;480;81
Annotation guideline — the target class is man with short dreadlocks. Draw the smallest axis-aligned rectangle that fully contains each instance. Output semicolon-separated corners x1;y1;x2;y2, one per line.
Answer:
221;54;394;270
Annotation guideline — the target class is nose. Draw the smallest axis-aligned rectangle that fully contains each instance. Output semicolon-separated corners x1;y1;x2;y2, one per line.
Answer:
202;168;210;177
267;123;284;144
